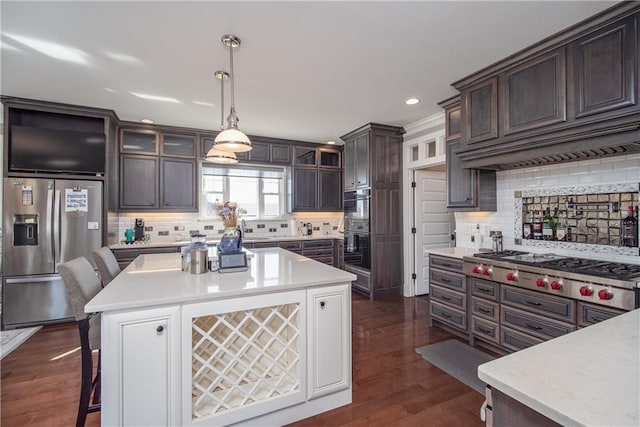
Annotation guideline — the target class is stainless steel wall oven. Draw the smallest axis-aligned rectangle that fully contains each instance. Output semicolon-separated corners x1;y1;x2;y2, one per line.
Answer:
344;189;371;270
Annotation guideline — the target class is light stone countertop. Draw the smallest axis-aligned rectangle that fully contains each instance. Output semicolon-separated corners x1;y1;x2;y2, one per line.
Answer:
109;233;344;250
86;248;356;313
426;247;479;259
478;308;640;427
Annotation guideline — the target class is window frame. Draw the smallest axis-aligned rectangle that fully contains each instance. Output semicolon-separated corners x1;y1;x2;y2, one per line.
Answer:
200;163;289;221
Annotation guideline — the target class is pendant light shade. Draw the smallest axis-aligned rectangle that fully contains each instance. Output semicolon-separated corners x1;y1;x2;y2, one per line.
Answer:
206;71;239;164
214;34;252;153
206;146;238;164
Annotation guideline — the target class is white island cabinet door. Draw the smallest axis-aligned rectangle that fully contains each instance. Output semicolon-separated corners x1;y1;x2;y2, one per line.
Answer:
102;306;181;426
307;284;351;399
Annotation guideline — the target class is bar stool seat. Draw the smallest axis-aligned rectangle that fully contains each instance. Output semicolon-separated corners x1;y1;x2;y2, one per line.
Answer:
59;257;102;427
92;246;121;287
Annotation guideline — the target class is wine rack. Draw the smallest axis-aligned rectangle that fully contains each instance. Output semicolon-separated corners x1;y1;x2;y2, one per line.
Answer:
190;303;301;420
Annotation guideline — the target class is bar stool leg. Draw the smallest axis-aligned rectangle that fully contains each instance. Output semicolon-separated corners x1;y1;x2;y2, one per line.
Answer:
77;319;93;427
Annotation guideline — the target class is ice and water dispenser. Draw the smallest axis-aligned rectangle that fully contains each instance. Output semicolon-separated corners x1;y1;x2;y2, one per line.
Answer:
13;214;39;246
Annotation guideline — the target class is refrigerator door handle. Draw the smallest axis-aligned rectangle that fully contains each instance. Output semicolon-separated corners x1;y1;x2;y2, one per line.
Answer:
53;189;61;265
46;188;54;266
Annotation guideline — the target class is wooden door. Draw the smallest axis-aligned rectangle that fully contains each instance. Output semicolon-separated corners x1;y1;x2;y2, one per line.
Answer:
354;133;369;188
461;77;498;144
319;169;342;211
344;140;356;190
292;168;318;210
446;141;476;208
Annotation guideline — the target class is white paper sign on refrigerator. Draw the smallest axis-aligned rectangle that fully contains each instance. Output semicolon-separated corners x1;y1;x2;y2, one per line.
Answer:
65;188;88;212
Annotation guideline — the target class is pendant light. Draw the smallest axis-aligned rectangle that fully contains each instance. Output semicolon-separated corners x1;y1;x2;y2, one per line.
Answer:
213;34;252;152
207;71;238;164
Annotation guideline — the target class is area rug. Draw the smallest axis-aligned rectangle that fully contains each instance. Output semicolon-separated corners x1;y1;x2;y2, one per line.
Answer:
416;339;495;394
0;326;41;360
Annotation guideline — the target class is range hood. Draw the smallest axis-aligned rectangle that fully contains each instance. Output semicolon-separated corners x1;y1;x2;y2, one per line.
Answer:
457;121;640;171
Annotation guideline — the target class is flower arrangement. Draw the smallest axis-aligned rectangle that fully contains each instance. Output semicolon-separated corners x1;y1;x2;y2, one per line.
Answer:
213;201;247;228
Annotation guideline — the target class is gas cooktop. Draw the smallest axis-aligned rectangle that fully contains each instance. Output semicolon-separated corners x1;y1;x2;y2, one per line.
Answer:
472;251;640;281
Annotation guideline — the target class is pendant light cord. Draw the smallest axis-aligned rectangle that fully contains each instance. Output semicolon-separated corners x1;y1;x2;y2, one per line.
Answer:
229;42;235;114
220;73;225;130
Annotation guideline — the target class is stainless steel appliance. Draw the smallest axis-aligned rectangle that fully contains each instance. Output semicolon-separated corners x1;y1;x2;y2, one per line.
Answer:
344;189;371;270
344;219;371;270
2;178;103;328
464;251;639;311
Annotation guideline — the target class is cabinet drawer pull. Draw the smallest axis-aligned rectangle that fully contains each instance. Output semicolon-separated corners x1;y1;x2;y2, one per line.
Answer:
591;316;606;323
440;278;452;284
525;300;542;307
477;287;492;294
441;296;452;301
476;325;493;334
525;323;543;331
320;301;326;309
440;312;452;319
156;325;164;333
439;263;456;269
477;307;492;315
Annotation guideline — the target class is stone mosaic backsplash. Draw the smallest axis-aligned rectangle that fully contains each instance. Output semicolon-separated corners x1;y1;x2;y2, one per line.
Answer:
517;185;639;247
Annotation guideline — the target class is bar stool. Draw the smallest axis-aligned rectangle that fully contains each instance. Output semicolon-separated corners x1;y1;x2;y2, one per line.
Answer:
91;246;121;287
59;257;102;427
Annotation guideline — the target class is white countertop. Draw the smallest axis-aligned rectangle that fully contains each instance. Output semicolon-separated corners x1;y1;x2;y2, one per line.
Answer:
478;308;640;427
86;248;356;313
109;233;344;250
427;247;479;259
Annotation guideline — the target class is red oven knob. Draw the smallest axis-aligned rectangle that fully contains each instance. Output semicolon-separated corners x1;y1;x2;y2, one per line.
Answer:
550;280;563;291
472;265;481;274
482;267;492;276
579;286;593;297
506;272;517;282
598;289;613;301
536;278;547;288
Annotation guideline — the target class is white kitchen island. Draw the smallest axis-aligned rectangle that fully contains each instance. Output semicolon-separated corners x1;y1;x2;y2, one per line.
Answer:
86;248;356;426
479;308;640;427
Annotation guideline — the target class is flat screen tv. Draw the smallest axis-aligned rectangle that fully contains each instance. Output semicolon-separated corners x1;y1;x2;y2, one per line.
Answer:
10;125;106;175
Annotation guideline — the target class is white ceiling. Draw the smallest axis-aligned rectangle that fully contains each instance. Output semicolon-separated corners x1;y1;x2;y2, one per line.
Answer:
1;1;617;144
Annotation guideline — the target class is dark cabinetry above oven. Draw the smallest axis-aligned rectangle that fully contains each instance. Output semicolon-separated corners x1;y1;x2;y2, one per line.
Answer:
441;2;640;170
341;123;404;300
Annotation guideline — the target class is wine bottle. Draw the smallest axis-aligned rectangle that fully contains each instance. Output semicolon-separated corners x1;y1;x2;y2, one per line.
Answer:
542;208;554;240
621;205;638;247
555;210;567;242
532;210;543;240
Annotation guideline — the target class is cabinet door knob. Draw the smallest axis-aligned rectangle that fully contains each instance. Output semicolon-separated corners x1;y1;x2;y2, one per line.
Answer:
156;325;164;333
320;301;326;309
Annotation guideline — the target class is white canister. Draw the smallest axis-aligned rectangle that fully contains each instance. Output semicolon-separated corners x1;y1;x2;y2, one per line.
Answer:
289;219;298;236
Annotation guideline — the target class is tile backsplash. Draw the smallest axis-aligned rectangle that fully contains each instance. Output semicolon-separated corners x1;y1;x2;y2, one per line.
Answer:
109;212;344;244
455;153;640;264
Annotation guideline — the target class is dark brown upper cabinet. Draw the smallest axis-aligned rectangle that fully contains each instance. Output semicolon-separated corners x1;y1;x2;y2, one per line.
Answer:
120;129;158;155
161;133;196;157
442;97;462;142
569;15;637;119
461;77;498;144
447;3;640;170
501;49;567;136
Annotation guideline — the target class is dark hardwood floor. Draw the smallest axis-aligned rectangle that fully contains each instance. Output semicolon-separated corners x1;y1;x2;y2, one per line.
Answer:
1;293;484;426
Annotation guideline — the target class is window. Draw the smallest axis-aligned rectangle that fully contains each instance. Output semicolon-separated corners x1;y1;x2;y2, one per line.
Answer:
201;164;288;220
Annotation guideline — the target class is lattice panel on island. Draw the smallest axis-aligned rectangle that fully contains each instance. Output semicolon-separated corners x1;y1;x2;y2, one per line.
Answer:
190;303;301;419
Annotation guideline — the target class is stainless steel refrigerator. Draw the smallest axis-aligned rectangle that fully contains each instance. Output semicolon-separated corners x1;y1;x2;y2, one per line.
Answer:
2;178;103;328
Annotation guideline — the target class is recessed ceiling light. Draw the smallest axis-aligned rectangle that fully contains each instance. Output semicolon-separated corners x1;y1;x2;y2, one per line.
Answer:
405;98;420;105
141;119;154;124
327;141;336;145
130;92;181;103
